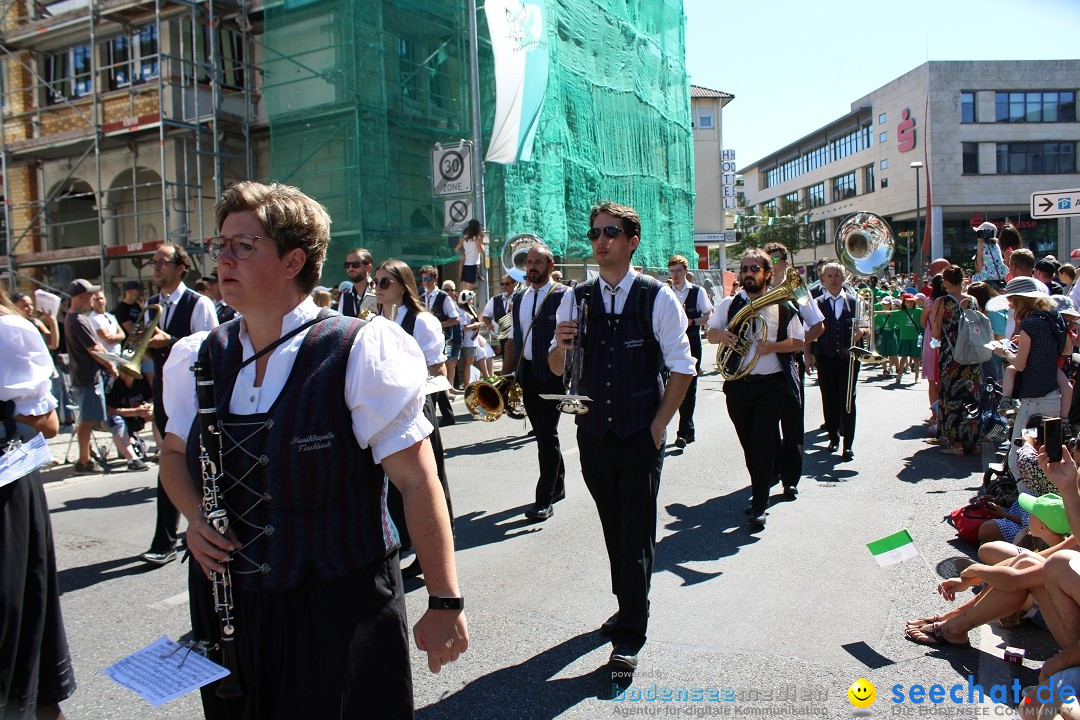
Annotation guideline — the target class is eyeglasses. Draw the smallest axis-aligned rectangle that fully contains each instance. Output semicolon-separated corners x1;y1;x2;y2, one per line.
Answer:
741;264;766;274
207;234;273;261
374;277;396;289
150;259;180;269
587;226;624;241
343;261;366;269
771;256;785;264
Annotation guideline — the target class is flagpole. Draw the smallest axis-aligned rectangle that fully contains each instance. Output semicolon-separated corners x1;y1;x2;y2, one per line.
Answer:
467;0;485;227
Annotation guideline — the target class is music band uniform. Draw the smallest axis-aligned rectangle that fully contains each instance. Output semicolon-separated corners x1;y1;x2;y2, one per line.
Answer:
551;270;694;658
778;292;824;490
670;281;712;445
710;292;805;519
145;282;218;559
814;288;864;455
512;280;570;516
163;300;432;719
424;288;460;423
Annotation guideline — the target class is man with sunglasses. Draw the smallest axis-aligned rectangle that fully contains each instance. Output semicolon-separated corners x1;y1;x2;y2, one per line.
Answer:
140;242;218;566
667;254;713;449
340;248;378;318
419;266;461;425
481;274;517;357
708;250;805;531
763;242;824;498
550;201;695;675
157;182;467;717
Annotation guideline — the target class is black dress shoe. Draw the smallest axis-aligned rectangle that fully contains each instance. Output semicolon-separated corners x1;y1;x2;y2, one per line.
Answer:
674;436;687;449
783;484;798;498
748;513;766;531
524;504;553;521
609;644;638;672
826;439;839;452
841;447;854;462
600;612;619;634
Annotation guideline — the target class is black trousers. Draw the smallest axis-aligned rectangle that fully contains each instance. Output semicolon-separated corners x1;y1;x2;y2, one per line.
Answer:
724;373;796;514
817;355;858;444
435;391;454;423
519;361;565;507
676;338;703;441
578;426;663;653
149;404;179;553
387;396;454;549
774;362;805;488
190;555;413;720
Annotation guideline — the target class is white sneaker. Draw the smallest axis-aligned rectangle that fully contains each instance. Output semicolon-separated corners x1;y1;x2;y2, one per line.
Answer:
126;458;149;471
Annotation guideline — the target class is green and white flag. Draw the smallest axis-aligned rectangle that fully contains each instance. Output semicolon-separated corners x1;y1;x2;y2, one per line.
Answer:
867;530;918;567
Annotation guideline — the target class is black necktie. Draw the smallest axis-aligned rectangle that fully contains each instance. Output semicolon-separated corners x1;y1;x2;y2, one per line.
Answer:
608;287;617;315
531;290;538;319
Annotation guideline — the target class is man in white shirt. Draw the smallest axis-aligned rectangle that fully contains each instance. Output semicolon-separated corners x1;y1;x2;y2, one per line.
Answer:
419;266;461;424
88;289;124;357
481;274;516;358
140;242;219;566
159;181;466;717
667;254;712;448
339;247;377;318
708;249;806;530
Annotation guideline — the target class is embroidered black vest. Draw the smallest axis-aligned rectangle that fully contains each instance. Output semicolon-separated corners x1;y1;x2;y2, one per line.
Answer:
511;284;568;384
815;292;857;359
184;315;394;591
575;276;663;439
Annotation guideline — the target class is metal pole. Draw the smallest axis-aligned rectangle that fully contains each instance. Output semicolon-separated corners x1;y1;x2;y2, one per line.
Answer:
914;167;922;279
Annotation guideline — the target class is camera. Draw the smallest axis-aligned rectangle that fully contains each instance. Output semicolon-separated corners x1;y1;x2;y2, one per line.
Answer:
976;227;996;240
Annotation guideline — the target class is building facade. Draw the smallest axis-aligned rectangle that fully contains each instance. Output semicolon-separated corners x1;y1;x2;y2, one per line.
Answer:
740;60;1080;278
690;83;733;269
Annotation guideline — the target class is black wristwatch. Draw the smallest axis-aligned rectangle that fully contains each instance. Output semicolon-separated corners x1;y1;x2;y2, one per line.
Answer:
429;596;464;610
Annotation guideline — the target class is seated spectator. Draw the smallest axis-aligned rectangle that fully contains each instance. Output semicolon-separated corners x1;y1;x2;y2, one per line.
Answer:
105;373;153;471
978;429;1058;544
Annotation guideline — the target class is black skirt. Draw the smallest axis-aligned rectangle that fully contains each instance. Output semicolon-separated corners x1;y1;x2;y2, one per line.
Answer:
0;466;76;718
190;553;413;720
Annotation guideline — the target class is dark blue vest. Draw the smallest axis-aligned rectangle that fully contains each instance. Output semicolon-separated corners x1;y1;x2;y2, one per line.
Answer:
427;289;461;344
493;294;509;324
725;293;801;402
682;285;703;358
574;276;663;439
815;292;857;359
185;314;395;591
512;284;569;384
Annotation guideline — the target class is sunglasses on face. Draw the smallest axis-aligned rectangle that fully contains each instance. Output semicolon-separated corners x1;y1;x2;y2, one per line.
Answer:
343;261;366;269
587;225;624;241
421;275;434;282
771;256;785;264
374;277;396;289
741;264;766;274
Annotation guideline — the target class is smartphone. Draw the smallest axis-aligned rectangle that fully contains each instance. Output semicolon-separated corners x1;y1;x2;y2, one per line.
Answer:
1045;417;1063;463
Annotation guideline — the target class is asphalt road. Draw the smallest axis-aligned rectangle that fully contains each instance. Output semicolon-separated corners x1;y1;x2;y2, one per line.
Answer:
40;354;1047;719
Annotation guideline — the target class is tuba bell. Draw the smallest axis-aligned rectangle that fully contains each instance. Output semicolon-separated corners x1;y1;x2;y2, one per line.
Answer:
716;267;809;380
501;234;545;283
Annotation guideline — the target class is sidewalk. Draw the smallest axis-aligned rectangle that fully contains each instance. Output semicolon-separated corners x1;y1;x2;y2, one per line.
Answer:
37;423;158;484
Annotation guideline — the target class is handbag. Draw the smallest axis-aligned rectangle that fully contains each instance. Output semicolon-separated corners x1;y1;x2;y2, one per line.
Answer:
944;298;994;365
945;498;996;543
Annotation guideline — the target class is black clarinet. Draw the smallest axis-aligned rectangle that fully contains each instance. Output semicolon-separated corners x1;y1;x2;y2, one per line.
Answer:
192;357;243;699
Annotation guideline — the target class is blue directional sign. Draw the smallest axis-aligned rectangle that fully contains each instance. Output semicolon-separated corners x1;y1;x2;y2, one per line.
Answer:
1032;188;1080;218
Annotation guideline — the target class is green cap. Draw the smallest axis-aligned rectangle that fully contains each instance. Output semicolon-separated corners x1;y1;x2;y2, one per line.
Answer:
1018;493;1070;535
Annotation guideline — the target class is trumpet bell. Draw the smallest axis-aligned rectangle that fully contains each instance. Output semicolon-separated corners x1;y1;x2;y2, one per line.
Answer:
463;375;524;422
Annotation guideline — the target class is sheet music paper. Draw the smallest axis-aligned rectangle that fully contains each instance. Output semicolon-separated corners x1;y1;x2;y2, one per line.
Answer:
103;636;230;707
0;433;52;488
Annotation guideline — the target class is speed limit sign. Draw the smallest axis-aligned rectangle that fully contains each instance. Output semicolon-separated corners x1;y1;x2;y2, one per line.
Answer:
431;141;474;197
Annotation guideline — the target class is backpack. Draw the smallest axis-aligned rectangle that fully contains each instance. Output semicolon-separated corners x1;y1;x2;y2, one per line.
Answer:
944;298;993;365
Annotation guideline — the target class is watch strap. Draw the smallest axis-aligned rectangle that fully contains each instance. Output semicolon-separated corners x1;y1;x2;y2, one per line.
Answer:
428;596;464;610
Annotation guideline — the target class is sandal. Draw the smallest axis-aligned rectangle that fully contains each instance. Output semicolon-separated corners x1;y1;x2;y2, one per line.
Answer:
940;446;966;456
923;437;944;445
905;614;943;628
904;621;970;647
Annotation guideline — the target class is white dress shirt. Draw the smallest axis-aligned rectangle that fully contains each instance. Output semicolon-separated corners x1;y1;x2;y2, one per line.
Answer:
550;269;697;376
163;298;431;464
0;315;57;417
394;306;447;367
518;282;557;361
88;310;123;355
424;290;460;322
670;281;714;327
709;290;806;376
154;283;219;335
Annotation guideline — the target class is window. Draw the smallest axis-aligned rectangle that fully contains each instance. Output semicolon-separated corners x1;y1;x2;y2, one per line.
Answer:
961;92;976;123
864;164;875;194
806;183;824;208
880;178;888;189
45;44;93;104
963;142;979;174
996;142;1076;174
880;159;888;170
762;126;870;188
878;112;887;124
809;220;826;246
832;171;857;202
995;91;1077;123
109;25;159;90
879;132;887;143
181;20;246;89
698;114;713;129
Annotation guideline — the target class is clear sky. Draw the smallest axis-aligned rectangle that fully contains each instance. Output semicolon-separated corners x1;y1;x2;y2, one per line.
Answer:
683;0;1080;169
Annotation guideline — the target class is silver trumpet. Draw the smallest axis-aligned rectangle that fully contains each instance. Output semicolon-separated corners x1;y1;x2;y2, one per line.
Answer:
540;297;591;414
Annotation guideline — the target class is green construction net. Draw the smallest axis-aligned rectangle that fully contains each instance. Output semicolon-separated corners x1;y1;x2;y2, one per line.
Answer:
262;0;694;282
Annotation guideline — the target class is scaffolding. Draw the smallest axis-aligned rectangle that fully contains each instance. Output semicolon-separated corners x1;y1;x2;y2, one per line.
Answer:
0;0;258;297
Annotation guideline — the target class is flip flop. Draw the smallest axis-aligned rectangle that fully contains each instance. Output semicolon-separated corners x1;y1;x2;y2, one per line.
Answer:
905;614;943;628
904;622;970;647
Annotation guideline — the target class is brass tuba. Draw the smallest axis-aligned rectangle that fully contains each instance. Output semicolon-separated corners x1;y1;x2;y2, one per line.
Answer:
92;303;162;379
716;267;809;380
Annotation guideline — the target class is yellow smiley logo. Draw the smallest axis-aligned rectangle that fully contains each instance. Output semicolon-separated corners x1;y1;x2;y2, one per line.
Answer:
848;678;876;709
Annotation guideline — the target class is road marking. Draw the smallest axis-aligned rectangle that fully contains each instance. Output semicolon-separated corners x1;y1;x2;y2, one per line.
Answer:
148;591;189;611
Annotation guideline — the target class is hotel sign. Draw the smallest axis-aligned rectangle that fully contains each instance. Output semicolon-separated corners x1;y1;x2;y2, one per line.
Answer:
721;149;737;210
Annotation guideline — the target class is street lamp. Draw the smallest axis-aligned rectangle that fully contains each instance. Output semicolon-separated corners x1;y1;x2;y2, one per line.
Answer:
910;161;924;278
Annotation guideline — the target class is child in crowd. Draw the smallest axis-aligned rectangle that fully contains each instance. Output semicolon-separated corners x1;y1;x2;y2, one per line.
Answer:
105;372;153;470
